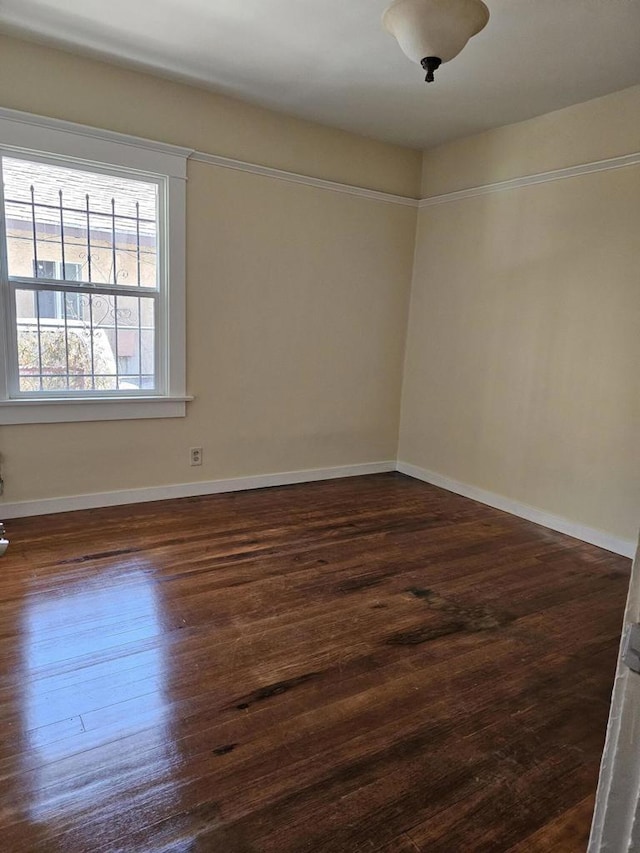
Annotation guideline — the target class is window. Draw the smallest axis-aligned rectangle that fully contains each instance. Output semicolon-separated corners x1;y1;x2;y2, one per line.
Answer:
5;157;161;394
0;109;190;424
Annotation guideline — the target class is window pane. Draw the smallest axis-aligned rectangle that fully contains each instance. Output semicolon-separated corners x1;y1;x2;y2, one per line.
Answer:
4;158;159;288
15;289;157;393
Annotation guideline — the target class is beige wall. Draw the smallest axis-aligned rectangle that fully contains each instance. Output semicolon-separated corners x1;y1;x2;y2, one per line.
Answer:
0;34;422;198
421;83;640;198
401;87;640;543
1;33;639;550
0;35;418;503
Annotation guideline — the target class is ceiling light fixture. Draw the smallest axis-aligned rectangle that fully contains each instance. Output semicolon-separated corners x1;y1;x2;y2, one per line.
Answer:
383;0;490;83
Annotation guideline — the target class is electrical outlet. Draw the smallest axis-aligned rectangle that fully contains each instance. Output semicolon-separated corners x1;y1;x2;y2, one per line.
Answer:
190;447;203;467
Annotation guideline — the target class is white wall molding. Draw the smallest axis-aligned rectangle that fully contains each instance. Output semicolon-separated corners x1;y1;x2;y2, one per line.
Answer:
4;108;640;212
190;151;420;207
0;106;421;207
0;461;396;519
419;151;640;209
0;106;192;178
0;396;193;425
396;462;637;559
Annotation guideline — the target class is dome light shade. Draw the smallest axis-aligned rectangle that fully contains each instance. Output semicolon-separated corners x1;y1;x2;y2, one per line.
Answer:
383;0;490;82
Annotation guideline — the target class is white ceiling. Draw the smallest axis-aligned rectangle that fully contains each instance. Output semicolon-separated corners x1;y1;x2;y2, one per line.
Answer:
1;0;640;150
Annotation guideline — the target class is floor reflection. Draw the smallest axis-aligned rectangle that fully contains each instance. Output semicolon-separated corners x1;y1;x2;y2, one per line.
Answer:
22;567;179;828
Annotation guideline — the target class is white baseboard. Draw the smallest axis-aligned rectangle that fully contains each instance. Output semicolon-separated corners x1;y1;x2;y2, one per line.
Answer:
0;461;396;519
2;458;635;560
396;461;637;560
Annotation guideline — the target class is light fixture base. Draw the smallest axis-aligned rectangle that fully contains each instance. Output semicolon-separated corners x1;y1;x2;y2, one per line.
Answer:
421;56;442;83
383;0;490;84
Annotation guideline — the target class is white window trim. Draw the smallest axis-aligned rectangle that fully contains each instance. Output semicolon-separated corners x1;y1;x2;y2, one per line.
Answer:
0;107;193;424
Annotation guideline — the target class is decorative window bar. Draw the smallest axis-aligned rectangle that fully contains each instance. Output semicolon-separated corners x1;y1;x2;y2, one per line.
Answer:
6;189;157;288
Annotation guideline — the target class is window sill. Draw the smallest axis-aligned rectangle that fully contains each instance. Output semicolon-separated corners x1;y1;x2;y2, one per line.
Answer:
0;396;193;425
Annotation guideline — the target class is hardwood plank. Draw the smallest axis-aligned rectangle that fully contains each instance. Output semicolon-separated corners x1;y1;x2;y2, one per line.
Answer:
0;473;629;852
504;795;596;852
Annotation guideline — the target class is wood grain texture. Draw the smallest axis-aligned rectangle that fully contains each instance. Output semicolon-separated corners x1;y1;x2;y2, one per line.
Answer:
0;473;629;852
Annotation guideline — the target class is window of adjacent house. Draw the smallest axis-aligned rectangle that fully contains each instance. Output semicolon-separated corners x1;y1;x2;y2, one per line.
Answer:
33;262;83;321
2;156;162;395
0;112;188;425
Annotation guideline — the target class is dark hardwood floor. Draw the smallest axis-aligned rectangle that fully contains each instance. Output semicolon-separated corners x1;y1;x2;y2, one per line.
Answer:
0;473;631;852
